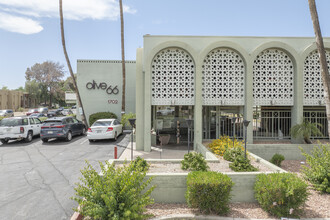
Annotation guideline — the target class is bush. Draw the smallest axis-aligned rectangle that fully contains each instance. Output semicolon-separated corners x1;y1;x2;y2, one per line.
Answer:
208;136;244;157
229;155;258;172
0;116;4;121
121;112;136;128
39;117;48;122
67;114;76;118
300;145;330;193
131;156;149;171
186;171;234;215
223;146;245;162
181;152;209;171
89;112;117;126
71;159;155;220
254;173;309;217
270;153;285;167
17;107;24;112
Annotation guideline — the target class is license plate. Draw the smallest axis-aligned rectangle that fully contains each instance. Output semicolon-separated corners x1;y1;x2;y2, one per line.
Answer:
48;131;53;134
97;130;102;133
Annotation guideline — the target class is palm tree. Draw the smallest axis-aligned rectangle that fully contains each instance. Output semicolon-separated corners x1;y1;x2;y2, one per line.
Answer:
59;0;88;126
308;0;330;138
291;120;323;144
119;0;126;115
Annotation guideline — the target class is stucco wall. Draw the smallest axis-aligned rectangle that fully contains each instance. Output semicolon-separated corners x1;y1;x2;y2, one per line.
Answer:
77;60;136;125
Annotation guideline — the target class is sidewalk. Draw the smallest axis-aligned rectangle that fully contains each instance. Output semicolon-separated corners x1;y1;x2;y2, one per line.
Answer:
119;142;189;160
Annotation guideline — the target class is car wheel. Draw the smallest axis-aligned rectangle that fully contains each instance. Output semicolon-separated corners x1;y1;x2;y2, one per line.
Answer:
88;139;94;143
41;138;48;143
65;131;72;142
81;128;86;136
0;139;8;144
114;132;118;141
25;131;33;142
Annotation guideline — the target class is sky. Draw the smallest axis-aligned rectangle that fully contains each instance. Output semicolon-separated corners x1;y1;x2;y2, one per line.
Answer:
0;0;330;90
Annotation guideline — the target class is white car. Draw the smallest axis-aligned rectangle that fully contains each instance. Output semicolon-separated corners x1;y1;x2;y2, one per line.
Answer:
87;119;123;142
0;117;42;144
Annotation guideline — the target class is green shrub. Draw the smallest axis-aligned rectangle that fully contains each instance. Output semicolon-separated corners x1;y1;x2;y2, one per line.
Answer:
67;114;76;118
223;146;245;162
300;145;330;193
254;173;309;217
229;155;258;172
121;112;136;128
17;107;24;112
71;160;155;220
186;171;234;215
0;116;4;121
181;152;209;171
131;156;149;171
39;117;48;122
89;112;117;126
270;153;285;167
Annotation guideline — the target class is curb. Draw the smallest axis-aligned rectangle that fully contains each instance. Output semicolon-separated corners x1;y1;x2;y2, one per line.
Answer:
150;215;330;220
70;212;83;220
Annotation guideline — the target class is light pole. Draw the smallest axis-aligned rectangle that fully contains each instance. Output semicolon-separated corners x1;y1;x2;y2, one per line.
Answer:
243;120;250;158
186;119;194;153
232;117;237;148
128;118;136;161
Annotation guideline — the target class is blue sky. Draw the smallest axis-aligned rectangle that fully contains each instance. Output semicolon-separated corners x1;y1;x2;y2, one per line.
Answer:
0;0;330;89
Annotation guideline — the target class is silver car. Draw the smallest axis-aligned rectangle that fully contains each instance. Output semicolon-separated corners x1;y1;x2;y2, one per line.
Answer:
87;119;123;142
0;109;14;118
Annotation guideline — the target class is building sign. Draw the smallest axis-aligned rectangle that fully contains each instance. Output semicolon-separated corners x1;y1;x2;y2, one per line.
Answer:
86;80;119;95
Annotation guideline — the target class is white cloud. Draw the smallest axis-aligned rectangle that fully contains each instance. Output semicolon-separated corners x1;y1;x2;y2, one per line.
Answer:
0;12;43;34
0;0;136;34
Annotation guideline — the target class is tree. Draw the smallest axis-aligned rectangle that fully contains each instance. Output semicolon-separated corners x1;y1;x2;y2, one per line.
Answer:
59;0;88;126
15;86;25;91
25;61;64;107
119;0;126;115
291;120;323;144
25;80;43;105
308;0;330;138
1;86;8;90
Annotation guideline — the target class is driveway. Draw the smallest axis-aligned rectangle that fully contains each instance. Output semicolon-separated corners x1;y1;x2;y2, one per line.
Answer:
0;133;129;220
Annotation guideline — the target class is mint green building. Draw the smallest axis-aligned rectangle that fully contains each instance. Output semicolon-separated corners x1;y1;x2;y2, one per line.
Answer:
77;35;330;152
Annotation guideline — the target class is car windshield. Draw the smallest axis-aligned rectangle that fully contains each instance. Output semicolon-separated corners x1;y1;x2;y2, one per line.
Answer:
92;121;112;127
0;118;28;126
43;120;63;126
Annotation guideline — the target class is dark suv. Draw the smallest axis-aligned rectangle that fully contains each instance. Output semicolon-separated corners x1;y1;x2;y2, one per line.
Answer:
40;117;86;142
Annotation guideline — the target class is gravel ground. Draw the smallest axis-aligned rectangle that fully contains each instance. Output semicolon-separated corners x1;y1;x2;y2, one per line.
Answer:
145;160;330;219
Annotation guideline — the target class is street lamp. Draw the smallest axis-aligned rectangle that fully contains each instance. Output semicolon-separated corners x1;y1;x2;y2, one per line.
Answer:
186;119;194;153
243;120;250;158
128;118;136;161
232;117;237;147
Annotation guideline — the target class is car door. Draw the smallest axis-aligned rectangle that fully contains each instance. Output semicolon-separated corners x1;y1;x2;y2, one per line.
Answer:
72;118;83;133
34;118;42;135
29;118;37;136
66;118;76;135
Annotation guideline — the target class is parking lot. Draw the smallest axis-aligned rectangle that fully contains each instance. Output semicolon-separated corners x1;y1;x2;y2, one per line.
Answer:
0;133;129;220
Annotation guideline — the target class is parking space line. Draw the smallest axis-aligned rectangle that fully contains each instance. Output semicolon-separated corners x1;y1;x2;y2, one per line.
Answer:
80;139;88;145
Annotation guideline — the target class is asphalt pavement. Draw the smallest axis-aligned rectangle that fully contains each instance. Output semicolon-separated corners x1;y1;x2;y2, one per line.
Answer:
0;133;130;220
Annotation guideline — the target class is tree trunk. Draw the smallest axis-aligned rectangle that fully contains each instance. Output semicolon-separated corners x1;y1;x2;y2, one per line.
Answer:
119;0;126;115
49;86;52;108
308;0;330;139
59;0;88;126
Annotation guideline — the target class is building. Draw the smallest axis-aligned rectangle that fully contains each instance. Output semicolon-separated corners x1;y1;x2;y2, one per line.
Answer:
77;35;330;152
0;90;36;110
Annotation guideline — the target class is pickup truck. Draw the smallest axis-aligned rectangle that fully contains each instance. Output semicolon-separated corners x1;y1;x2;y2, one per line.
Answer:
0;117;42;144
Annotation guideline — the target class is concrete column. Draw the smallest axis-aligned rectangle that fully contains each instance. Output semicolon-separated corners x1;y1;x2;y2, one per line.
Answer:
194;61;203;150
136;48;145;150
144;54;152;152
291;59;304;143
244;57;254;144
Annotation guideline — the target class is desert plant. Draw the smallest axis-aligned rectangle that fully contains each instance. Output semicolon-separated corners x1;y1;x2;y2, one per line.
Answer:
181;152;209;171
229;155;258;172
223;146;245;162
290;120;323;144
71;160;155;220
89;112;117;126
208;136;244;156
254;173;309;217
121;112;136;128
186;171;234;215
300;145;330;193
270;153;285;167
67;114;76;118
131;156;149;171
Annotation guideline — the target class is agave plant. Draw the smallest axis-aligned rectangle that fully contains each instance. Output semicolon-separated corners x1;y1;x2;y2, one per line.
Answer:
290;120;323;144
